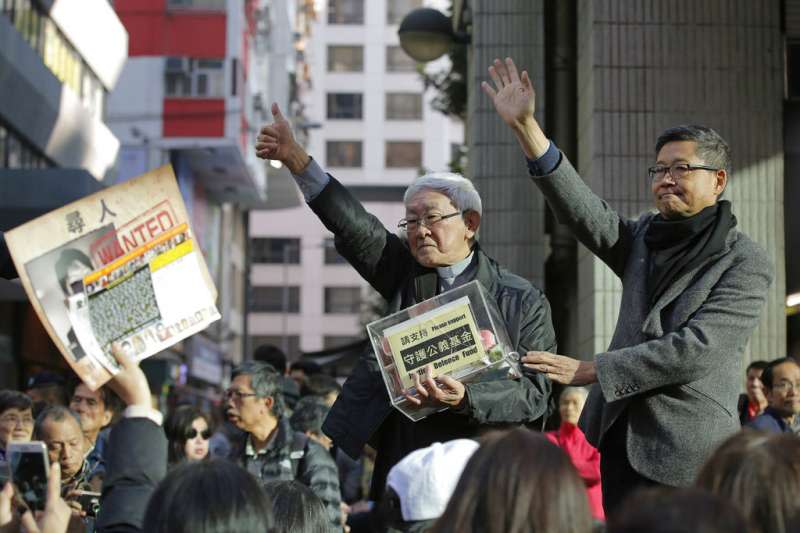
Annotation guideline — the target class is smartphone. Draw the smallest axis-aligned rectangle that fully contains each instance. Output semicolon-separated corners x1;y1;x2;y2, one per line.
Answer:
7;441;49;512
73;490;101;517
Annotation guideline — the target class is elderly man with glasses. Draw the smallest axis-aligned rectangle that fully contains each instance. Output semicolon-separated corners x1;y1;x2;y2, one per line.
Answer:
482;57;773;513
255;104;557;500
225;361;342;529
746;358;800;434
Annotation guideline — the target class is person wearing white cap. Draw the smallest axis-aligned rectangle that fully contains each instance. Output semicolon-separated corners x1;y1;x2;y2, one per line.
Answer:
379;439;479;532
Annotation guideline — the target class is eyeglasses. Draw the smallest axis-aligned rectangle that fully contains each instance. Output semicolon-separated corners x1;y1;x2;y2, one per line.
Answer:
224;389;259;401
0;415;34;427
397;211;464;231
647;163;719;183
772;381;800;392
185;428;212;440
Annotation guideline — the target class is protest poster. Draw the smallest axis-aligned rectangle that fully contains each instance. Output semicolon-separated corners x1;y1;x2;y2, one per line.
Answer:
4;165;220;390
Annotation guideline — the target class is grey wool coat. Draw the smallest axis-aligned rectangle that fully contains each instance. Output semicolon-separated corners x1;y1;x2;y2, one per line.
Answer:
533;154;773;486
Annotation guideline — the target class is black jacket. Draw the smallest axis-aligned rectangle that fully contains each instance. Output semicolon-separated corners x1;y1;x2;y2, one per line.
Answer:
312;176;557;499
96;418;168;532
231;416;343;528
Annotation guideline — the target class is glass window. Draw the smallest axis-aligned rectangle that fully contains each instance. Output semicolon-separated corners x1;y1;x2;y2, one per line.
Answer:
386;92;423;120
387;0;422;24
250;286;301;313
324;287;362;314
328;0;363;24
327;45;364;72
327;93;363;119
323;238;348;264
251;238;301;264
386;45;417;72
164;58;224;98
326;141;362;167
385;141;422;168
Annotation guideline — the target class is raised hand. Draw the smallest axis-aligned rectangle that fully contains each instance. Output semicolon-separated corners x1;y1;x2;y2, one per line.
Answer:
255;103;309;173
481;57;536;127
106;343;151;408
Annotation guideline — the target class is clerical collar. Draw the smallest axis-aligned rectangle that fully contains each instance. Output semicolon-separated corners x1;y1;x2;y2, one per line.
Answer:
437;250;475;288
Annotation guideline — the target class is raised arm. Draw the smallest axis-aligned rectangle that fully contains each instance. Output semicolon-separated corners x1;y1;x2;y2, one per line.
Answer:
96;346;166;533
255;103;414;301
481;57;635;277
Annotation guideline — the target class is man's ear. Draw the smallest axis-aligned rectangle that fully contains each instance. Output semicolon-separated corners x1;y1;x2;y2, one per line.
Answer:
263;395;275;412
715;169;728;196
463;210;481;238
101;410;113;427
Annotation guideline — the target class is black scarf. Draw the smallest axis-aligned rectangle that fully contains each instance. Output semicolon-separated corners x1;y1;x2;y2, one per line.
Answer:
644;200;736;304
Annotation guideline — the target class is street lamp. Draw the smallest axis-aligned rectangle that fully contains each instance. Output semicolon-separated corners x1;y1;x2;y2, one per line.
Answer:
398;7;470;62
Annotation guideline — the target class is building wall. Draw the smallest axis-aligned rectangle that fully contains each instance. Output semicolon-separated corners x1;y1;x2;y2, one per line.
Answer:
573;0;786;361
467;0;548;288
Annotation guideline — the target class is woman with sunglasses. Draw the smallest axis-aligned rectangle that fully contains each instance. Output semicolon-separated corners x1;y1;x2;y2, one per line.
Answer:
164;405;212;464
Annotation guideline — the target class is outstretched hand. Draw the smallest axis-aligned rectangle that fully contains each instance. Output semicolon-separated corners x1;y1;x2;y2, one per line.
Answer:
481;57;536;128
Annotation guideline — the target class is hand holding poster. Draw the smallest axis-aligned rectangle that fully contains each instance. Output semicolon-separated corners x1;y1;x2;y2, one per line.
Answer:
5;165;220;390
367;281;521;421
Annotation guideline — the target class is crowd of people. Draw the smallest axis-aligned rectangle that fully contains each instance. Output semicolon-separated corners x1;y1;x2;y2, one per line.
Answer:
0;352;798;533
0;55;798;532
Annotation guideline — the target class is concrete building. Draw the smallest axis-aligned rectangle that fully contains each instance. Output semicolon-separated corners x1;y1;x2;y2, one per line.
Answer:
466;0;788;361
0;0;127;388
108;0;273;399
248;0;464;363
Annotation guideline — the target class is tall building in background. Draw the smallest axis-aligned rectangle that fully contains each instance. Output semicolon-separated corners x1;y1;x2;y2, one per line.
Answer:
107;0;274;401
0;0;127;388
248;0;464;367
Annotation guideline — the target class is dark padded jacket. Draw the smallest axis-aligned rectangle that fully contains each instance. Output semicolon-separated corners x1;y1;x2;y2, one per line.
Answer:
96;418;167;532
313;176;557;499
231;416;342;529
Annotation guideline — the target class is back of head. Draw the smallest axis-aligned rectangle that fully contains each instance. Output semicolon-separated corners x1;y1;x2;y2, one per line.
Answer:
430;428;592;533
143;459;273;533
300;374;341;399
607;487;748;533
262;480;329;533
253;344;288;374
696;430;800;533
289;397;329;435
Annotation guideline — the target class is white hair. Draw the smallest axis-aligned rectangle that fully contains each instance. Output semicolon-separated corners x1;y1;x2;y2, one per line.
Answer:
403;172;483;216
560;386;589;401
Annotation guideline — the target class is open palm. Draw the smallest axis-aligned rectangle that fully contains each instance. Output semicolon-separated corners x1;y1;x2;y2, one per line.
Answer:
481;57;536;127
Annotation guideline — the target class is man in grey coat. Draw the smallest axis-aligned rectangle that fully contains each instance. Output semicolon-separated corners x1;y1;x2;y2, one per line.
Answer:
482;57;773;513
